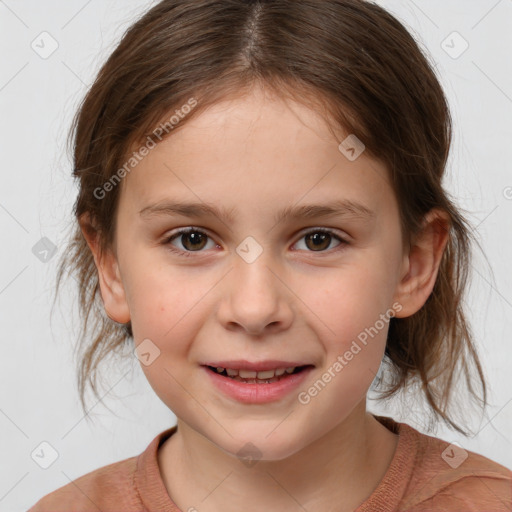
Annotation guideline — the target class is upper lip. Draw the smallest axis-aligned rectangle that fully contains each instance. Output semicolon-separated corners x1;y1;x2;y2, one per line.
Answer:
202;360;313;371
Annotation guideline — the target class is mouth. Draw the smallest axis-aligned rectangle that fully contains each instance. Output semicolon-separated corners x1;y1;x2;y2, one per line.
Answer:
202;360;315;403
204;364;314;384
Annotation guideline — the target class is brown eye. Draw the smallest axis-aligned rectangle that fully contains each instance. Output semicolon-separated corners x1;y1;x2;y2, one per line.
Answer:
294;229;346;253
180;231;208;251
304;232;331;251
164;228;216;254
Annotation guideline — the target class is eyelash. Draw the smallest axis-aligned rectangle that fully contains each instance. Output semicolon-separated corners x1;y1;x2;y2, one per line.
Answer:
161;227;349;258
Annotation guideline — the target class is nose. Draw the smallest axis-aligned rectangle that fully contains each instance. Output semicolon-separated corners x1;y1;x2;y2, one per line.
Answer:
217;249;294;336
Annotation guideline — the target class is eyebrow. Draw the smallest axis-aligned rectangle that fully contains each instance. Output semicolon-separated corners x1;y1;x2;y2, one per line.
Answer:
139;199;375;225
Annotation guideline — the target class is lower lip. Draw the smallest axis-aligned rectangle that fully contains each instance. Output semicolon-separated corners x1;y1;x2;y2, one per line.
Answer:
203;366;313;404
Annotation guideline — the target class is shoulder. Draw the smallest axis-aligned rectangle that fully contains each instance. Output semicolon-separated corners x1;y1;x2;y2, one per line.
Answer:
400;423;512;511
27;456;140;512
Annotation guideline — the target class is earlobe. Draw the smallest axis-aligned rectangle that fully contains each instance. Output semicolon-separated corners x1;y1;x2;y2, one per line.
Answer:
392;209;451;318
79;214;131;324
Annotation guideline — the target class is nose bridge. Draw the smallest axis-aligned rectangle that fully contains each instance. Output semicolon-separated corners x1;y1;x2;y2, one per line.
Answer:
235;245;276;297
219;237;292;334
233;237;279;304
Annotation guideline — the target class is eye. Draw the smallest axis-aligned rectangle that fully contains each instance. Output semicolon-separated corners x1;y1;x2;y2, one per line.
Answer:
292;228;348;253
162;226;348;257
163;227;218;256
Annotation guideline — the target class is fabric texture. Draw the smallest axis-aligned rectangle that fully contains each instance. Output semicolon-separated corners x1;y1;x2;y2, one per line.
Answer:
28;415;512;512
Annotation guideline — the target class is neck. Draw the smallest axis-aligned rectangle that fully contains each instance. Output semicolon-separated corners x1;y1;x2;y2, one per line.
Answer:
158;403;398;512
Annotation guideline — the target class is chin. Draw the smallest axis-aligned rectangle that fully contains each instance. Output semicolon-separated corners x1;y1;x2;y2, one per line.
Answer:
209;422;309;463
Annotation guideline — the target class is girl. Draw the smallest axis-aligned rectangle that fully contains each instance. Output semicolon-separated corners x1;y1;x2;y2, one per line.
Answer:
29;0;512;510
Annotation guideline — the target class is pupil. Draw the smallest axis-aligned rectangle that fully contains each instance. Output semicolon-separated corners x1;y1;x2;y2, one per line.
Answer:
183;232;206;250
306;232;330;251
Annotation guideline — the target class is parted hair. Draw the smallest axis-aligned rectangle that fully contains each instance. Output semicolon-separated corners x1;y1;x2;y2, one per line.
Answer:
56;0;487;434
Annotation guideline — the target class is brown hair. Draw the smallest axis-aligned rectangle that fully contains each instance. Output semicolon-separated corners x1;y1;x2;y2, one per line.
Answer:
56;0;487;435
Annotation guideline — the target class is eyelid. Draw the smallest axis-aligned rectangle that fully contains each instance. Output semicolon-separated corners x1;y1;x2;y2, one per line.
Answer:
295;226;350;242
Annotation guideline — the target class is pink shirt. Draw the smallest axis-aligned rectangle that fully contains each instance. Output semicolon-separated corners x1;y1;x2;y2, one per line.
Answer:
28;415;512;511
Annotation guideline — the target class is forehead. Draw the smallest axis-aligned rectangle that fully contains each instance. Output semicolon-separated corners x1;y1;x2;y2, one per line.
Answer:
119;87;395;221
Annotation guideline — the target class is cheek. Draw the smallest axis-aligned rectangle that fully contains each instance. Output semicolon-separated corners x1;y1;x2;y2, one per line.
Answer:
295;267;393;408
300;261;394;340
127;264;207;405
292;261;395;405
123;255;200;344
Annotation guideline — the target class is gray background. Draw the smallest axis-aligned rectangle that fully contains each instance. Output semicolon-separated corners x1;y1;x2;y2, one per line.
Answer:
1;1;511;510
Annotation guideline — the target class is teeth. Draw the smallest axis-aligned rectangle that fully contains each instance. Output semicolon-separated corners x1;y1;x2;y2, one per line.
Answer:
238;370;257;379
213;366;299;379
256;370;275;380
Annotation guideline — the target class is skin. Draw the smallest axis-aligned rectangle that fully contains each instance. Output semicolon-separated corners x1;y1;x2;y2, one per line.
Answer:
82;84;450;512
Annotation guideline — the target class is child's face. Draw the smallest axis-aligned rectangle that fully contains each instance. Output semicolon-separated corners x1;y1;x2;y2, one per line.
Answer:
105;86;409;459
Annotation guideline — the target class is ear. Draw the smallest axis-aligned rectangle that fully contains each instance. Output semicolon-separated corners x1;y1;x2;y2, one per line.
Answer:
79;213;131;324
392;208;451;318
